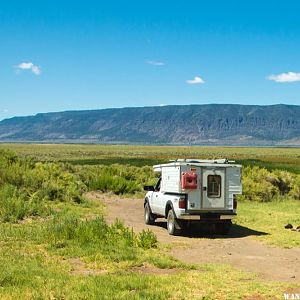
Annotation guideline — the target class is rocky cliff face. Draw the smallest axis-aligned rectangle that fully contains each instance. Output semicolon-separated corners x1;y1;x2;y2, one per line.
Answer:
0;104;299;145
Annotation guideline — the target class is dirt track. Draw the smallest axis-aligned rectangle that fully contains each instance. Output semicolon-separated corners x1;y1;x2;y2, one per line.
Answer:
87;192;300;282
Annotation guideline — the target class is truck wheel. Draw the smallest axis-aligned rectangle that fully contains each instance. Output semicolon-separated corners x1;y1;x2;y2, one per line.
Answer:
144;203;156;225
216;221;232;235
167;209;182;236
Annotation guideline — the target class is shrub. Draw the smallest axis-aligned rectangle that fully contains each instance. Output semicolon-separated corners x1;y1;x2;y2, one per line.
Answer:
271;170;296;195
239;166;278;202
137;229;158;249
239;166;300;202
0;150;86;222
289;175;300;200
0;184;49;222
24;163;87;203
79;164;157;195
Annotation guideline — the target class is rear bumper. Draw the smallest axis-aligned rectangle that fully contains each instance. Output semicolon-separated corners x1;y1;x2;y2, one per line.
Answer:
177;213;236;220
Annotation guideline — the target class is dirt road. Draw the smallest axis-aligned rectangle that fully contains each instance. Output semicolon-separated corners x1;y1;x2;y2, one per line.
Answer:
87;192;300;282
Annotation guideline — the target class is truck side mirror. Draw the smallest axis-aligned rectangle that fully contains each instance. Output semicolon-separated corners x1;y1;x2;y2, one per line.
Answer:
144;185;155;191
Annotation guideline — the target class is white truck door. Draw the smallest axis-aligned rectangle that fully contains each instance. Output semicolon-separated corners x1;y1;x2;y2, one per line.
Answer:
202;168;225;209
150;191;160;214
150;177;165;215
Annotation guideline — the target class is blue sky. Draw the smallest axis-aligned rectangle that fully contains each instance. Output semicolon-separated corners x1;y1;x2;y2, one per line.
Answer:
1;0;300;120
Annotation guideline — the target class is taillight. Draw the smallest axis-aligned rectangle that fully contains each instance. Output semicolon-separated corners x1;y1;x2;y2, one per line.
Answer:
178;197;186;209
233;195;237;209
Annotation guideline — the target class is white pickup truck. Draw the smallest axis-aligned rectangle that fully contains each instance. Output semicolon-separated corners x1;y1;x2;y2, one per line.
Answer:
144;159;242;235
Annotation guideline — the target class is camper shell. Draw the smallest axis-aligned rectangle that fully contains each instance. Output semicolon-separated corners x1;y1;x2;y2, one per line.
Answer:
144;159;242;235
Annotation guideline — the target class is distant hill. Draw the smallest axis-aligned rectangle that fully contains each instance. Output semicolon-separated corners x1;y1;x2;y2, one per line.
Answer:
0;104;299;145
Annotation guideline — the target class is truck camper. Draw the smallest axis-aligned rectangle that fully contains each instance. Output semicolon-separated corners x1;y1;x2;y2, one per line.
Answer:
144;159;242;235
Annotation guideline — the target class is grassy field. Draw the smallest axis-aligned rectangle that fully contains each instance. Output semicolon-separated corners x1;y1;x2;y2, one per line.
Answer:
1;143;300;172
0;198;299;299
0;144;299;299
235;200;300;248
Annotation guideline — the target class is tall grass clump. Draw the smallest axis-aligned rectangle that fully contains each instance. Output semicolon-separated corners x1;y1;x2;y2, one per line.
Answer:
46;213;158;261
137;229;158;249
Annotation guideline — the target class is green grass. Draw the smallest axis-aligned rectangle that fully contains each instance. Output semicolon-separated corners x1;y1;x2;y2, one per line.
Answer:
235;200;300;248
1;143;300;173
0;144;300;298
0;246;297;299
0;203;299;300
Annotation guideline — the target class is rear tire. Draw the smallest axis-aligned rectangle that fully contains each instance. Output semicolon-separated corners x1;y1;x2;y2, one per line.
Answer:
167;209;182;236
144;202;156;225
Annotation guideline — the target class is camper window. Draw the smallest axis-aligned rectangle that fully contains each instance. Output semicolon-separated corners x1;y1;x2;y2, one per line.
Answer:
207;175;221;198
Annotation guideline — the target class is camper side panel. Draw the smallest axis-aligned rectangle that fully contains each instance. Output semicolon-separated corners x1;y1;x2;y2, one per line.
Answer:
161;166;181;193
226;167;242;209
180;165;202;210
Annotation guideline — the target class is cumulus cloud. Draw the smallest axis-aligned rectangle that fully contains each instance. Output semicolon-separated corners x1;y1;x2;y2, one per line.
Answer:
186;76;205;85
267;72;300;83
15;62;41;75
146;60;165;66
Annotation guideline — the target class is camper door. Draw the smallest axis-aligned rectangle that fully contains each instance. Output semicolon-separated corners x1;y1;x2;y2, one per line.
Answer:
202;168;225;209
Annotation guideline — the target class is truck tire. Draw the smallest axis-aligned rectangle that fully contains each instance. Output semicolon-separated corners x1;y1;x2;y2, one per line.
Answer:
167;209;182;236
144;202;156;225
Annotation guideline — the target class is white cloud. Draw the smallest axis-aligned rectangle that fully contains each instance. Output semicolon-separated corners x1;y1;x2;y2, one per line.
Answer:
18;62;34;69
267;72;300;83
15;62;41;75
186;76;205;85
146;60;165;66
31;65;41;75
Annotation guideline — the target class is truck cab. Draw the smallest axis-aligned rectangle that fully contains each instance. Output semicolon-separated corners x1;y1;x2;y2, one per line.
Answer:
144;159;242;235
